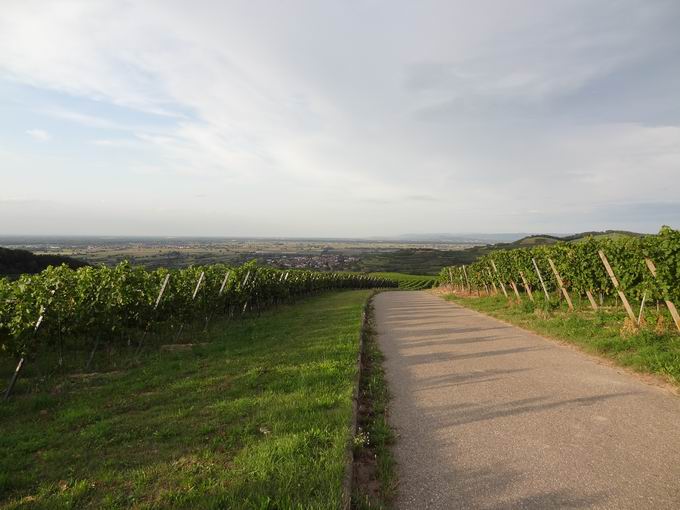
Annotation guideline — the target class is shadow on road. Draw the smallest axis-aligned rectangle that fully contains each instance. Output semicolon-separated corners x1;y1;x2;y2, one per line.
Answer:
374;291;680;509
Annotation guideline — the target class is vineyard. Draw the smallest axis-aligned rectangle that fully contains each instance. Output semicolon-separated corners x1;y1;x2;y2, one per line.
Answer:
0;261;395;396
369;272;437;290
438;226;680;330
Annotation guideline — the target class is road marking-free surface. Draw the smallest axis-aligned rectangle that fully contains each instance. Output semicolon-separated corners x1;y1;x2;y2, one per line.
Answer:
374;291;680;509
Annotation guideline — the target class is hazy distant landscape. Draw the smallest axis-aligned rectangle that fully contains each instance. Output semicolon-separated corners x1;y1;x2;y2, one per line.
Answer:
0;235;482;275
0;230;644;276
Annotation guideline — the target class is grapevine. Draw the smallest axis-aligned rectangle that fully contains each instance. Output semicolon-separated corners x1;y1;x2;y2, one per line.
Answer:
438;227;680;310
0;262;395;362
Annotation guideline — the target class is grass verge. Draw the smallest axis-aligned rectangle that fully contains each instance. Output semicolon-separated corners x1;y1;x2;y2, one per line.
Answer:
1;290;372;510
351;299;395;509
442;291;680;386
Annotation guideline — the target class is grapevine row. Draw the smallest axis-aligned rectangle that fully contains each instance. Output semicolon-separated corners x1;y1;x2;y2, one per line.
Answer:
438;226;680;321
0;260;396;362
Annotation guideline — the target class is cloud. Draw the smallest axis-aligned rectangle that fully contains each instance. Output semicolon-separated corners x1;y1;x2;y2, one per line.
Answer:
1;0;679;235
593;201;680;225
42;107;132;130
91;138;139;148
25;128;51;141
405;194;441;203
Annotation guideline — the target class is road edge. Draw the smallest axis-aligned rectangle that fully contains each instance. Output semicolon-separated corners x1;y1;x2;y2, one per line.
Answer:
342;291;377;509
433;290;679;397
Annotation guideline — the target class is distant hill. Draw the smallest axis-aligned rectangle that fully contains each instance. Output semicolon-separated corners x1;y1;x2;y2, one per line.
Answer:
0;247;89;277
380;232;540;244
409;230;646;272
506;230;643;248
387;233;535;243
385;230;643;245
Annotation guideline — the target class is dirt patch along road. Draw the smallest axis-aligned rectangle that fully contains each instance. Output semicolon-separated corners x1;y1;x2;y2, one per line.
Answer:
374;291;680;509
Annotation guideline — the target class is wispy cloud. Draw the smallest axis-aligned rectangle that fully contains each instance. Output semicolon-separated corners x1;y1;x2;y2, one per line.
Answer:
41;107;132;130
91;138;137;148
1;0;679;235
25;128;51;141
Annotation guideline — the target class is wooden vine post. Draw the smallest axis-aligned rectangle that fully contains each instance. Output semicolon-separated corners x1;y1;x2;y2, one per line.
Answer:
547;258;574;311
585;290;598;311
462;265;471;293
4;311;43;400
192;271;205;300
3;358;24;401
510;281;522;301
487;269;498;294
218;270;231;295
155;274;171;309
134;273;171;357
205;270;231;331
531;258;550;302
637;292;647;326
174;271;206;341
242;271;252;313
519;271;534;301
490;261;509;298
644;258;680;332
597;250;636;322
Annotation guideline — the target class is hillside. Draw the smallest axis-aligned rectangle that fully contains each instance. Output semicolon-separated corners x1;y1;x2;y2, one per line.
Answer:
509;230;643;247
424;230;645;270
0;247;89;277
348;248;482;275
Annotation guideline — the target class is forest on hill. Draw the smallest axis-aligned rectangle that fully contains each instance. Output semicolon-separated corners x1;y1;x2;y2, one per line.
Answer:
0;247;88;277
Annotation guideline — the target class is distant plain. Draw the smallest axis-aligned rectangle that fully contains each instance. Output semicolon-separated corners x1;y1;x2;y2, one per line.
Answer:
0;237;480;275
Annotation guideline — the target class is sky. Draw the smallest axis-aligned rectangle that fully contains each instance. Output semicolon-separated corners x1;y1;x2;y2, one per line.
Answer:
1;0;679;237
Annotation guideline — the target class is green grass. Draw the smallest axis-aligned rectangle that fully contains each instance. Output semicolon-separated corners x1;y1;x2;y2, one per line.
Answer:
369;272;436;290
0;290;373;510
352;301;395;509
444;292;680;385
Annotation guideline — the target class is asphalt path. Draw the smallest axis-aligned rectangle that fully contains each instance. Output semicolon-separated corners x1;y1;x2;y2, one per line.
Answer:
374;291;680;509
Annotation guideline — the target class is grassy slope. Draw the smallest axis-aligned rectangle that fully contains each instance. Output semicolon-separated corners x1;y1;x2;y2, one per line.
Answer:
443;293;680;385
0;290;372;510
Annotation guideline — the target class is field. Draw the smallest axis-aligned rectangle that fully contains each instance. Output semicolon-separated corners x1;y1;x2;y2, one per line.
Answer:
0;237;477;274
0;290;372;509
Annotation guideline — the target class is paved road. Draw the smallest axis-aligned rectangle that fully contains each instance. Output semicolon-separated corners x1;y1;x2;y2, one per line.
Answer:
374;291;680;509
